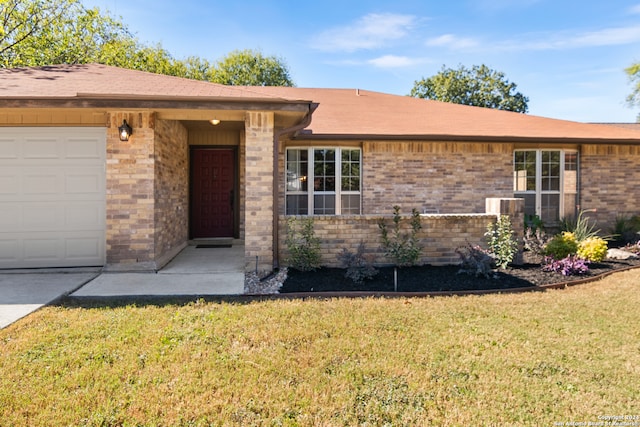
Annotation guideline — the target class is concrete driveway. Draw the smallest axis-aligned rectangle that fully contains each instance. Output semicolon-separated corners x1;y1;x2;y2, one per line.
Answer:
0;270;100;329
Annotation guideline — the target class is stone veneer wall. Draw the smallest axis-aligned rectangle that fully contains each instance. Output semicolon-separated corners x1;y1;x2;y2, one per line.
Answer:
153;119;189;267
363;141;514;214
106;112;157;268
579;144;640;230
244;112;275;273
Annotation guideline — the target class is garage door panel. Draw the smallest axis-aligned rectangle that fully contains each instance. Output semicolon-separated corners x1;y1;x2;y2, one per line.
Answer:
65;169;104;194
0;127;105;268
0;205;20;230
24;137;61;159
0;239;19;263
23;171;60;195
0;138;19;159
0;173;19;195
65;137;103;159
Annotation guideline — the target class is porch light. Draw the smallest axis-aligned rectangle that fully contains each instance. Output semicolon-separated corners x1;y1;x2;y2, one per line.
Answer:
118;120;133;141
210;118;221;126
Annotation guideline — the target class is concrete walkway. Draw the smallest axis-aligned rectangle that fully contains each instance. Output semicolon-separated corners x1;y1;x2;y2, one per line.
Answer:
72;244;245;297
0;243;245;329
0;269;100;328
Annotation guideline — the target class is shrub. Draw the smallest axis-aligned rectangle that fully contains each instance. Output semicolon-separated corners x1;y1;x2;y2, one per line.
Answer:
561;209;601;242
455;244;495;278
485;215;518;269
525;214;544;232
577;236;608;262
611;214;640;244
337;243;378;284
378;206;422;267
542;255;590;276
523;227;548;256
285;217;321;271
544;232;578;260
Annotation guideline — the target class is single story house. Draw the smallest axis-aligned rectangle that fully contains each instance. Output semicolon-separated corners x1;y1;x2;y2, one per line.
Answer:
1;64;639;272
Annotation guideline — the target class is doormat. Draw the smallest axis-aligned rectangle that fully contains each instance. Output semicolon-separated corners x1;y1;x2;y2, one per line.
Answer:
196;244;232;249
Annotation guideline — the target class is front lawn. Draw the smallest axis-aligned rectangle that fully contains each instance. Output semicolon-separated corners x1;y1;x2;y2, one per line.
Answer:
1;270;640;426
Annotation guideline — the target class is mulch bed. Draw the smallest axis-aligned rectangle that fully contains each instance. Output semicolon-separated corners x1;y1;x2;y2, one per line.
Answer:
280;253;640;294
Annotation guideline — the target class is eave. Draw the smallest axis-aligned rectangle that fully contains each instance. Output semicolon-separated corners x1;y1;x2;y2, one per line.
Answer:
291;133;640;145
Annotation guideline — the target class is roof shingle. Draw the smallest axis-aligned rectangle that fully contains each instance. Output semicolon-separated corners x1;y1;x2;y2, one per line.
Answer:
2;64;639;142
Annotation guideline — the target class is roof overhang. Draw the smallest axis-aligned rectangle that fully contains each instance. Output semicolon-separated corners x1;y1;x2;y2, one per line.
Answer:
291;133;640;145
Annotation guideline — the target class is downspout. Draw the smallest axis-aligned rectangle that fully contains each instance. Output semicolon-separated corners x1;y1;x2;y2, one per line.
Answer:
272;103;318;270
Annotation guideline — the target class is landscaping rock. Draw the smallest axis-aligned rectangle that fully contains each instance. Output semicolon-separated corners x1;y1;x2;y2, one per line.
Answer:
606;248;639;260
244;268;288;294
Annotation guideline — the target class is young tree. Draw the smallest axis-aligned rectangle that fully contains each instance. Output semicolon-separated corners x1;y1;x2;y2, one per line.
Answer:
410;64;529;113
625;62;640;121
209;49;295;86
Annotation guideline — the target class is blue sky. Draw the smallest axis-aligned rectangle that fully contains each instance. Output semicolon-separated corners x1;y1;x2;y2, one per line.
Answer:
84;0;640;122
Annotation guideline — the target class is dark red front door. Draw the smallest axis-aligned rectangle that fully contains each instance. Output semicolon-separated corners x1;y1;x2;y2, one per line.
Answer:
191;148;235;238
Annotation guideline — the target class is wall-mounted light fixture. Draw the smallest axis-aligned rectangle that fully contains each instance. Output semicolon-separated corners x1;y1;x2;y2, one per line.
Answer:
210;118;221;126
118;120;133;141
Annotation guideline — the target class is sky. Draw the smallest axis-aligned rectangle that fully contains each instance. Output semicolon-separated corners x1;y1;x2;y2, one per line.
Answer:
83;0;640;123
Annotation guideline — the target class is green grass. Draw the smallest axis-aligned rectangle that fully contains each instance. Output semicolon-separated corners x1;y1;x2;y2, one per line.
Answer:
2;270;640;426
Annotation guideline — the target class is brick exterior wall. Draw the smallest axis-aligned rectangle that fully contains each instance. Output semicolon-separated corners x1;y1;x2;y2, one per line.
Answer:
244;112;275;273
363;141;514;214
153;119;189;266
106;112;157;268
580;144;640;230
279;198;523;268
279;214;496;267
106;113;189;270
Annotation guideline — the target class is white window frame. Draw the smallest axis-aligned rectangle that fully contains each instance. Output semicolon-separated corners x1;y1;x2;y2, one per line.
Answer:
285;147;361;215
514;149;578;224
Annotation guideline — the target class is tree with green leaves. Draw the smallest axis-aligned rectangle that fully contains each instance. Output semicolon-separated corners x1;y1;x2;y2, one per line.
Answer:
1;0;294;87
410;64;529;113
210;49;295;86
625;62;640;121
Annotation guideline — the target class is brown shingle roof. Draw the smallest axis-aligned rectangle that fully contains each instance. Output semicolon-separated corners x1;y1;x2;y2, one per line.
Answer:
1;64;639;143
250;87;640;143
0;63;296;102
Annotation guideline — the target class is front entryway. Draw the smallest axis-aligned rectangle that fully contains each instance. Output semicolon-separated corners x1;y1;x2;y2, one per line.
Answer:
190;148;236;238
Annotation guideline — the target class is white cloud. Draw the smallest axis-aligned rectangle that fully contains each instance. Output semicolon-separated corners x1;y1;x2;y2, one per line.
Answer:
367;55;425;68
426;34;480;50
498;25;640;51
629;4;640;14
310;13;417;52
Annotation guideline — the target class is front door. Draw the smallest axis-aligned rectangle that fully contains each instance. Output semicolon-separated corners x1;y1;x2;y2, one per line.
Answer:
191;148;235;238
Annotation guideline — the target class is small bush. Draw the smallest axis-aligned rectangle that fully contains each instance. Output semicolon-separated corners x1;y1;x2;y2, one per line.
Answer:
525;214;544;232
544;232;578;260
561;209;601;242
485;215;518;269
285;217;321;271
456;244;495;278
337;243;378;284
378;206;422;267
611;214;640;244
524;227;548;256
542;255;590;276
577;236;608;262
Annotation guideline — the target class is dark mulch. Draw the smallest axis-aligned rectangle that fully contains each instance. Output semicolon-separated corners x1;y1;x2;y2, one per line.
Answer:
280;253;640;294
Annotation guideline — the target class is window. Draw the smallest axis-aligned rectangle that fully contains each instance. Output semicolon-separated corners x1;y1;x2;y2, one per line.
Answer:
514;150;578;224
286;148;361;215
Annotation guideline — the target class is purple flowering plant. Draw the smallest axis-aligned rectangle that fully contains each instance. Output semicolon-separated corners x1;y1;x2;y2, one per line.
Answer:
542;255;590;276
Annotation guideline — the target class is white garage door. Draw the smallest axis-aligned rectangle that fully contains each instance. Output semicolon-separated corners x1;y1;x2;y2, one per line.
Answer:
0;128;106;268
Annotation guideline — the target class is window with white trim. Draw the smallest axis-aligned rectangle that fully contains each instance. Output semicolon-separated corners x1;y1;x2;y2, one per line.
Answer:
286;147;361;215
514;149;578;224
